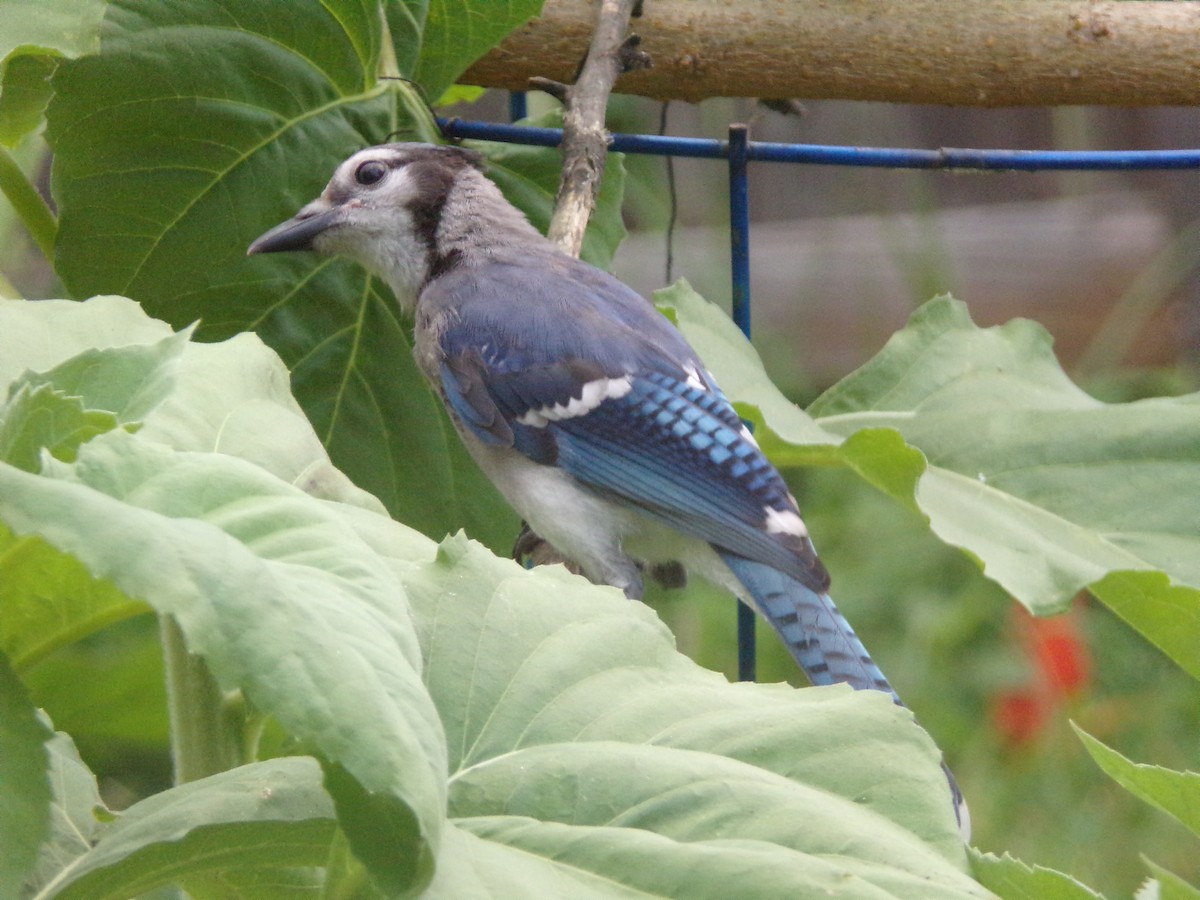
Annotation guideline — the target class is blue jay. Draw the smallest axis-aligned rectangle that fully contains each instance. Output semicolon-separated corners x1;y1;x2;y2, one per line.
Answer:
248;143;967;836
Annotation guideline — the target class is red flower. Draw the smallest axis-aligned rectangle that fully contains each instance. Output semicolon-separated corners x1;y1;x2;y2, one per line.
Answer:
992;598;1092;744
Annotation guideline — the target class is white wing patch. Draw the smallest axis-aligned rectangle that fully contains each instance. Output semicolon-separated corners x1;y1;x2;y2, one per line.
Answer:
683;362;709;392
764;506;808;537
517;376;633;427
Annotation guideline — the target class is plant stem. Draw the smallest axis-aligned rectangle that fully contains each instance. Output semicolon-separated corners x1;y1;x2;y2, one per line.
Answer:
159;615;245;784
0;270;22;299
375;3;440;144
0;146;56;262
1075;219;1200;380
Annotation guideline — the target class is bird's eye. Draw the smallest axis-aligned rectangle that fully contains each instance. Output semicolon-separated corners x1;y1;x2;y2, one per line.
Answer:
355;161;387;186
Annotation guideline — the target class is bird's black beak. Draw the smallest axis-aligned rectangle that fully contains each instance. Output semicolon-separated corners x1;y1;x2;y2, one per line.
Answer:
246;202;341;255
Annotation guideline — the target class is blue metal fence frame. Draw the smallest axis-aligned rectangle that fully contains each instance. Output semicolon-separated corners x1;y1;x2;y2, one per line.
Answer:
438;104;1200;682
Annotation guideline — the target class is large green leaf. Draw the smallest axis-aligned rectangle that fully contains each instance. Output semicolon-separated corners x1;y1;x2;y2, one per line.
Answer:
0;295;379;670
0;652;53;900
0;524;145;672
0;435;441;894
0;318;189;472
0;0;104;145
402;535;988;899
0;297;446;896
46;0;393;315
659;284;1200;678
42;0;543;548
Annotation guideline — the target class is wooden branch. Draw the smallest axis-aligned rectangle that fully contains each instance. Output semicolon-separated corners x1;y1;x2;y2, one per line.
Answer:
545;0;645;257
464;0;1200;107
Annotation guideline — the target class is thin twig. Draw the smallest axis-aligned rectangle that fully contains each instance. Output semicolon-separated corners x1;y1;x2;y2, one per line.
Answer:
546;0;648;257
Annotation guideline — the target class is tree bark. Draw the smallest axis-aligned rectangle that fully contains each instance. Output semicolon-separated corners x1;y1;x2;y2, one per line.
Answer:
463;0;1200;107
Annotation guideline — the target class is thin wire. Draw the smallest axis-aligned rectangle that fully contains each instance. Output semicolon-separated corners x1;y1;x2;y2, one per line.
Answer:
660;102;678;284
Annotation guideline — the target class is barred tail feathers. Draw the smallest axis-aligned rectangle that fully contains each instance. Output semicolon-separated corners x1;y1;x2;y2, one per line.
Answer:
719;552;898;701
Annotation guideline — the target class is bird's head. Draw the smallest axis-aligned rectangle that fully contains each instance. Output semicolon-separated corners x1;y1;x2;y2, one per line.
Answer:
248;142;538;309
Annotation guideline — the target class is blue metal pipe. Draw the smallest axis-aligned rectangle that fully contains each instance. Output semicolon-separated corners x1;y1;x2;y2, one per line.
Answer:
727;124;757;682
508;92;528;123
439;117;1200;171
728;124;752;335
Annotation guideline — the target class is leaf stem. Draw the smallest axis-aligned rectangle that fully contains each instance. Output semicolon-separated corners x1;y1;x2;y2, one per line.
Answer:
159;615;245;783
1074;219;1200;380
0;146;56;262
375;2;440;144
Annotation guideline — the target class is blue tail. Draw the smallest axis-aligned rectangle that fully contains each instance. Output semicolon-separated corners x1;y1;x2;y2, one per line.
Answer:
720;552;898;700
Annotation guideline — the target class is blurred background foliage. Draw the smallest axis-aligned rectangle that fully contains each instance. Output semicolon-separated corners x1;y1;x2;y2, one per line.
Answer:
4;83;1199;898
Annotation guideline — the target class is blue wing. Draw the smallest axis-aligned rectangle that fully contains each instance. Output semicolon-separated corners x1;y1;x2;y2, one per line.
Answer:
426;255;830;592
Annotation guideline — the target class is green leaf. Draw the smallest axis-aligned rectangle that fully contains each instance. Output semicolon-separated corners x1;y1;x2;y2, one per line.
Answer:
0;297;449;894
1075;727;1200;838
0;321;193;472
404;535;988;899
10;328;191;426
434;84;486;106
0;54;57;146
47;0;391;303
659;285;1200;678
0;524;149;671
0;383;120;472
43;1;522;548
18;621;169;775
27;729;108;892
1088;569;1200;688
41;758;336;899
0;0;104;145
0;295;382;508
426;821;665;898
0;650;53;900
0;296;380;671
0;431;444;895
969;850;1106;900
1141;859;1200;900
397;0;545;100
